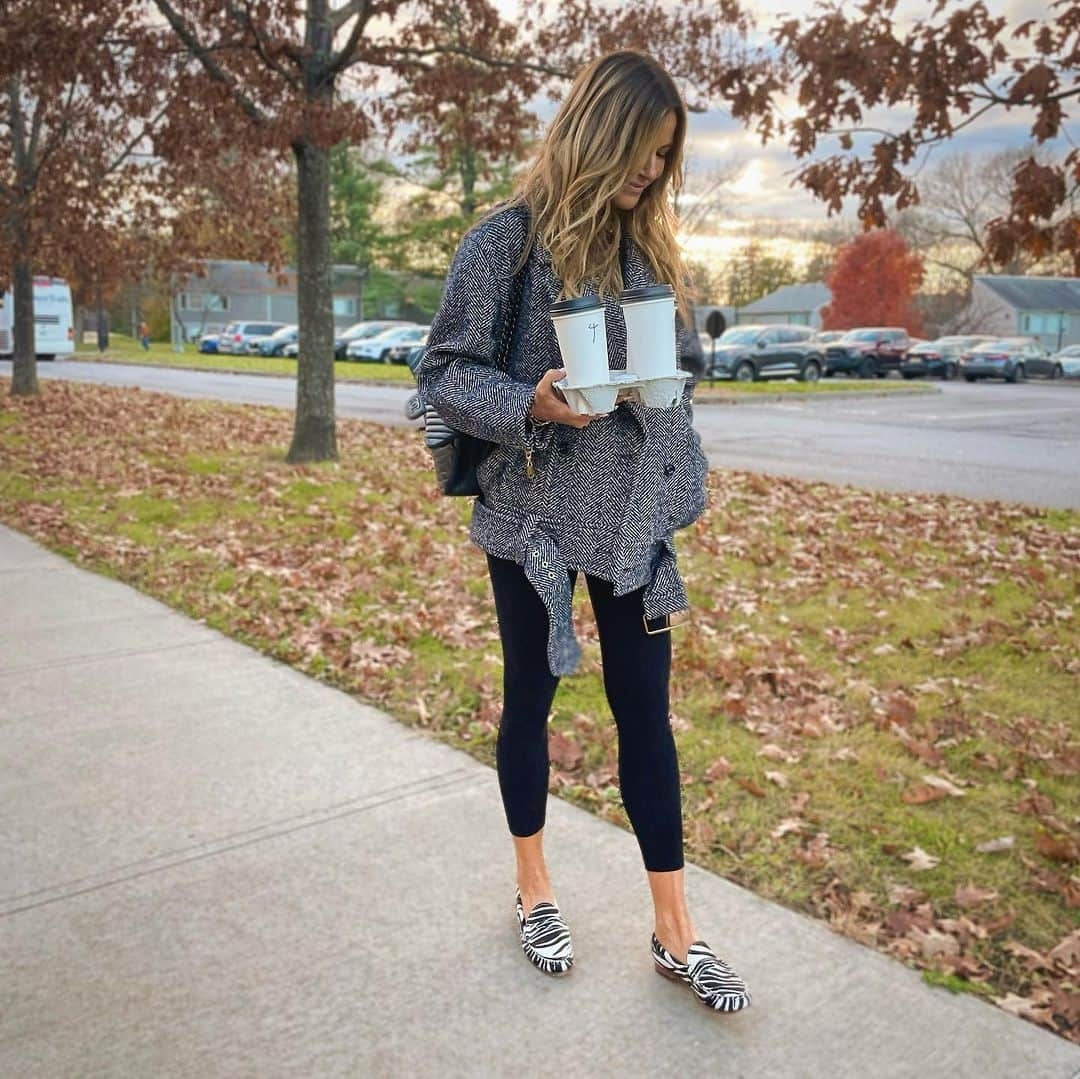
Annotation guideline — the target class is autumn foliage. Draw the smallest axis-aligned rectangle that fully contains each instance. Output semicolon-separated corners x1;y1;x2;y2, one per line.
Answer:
820;230;925;335
740;0;1080;272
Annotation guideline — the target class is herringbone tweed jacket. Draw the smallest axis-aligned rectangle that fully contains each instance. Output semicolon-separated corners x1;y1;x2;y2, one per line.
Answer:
416;199;708;677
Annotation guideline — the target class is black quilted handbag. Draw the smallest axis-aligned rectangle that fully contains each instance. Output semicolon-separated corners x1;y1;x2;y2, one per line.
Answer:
405;256;528;497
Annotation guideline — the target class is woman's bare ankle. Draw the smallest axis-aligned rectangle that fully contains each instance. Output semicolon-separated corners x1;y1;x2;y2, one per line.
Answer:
654;913;698;960
516;867;555;917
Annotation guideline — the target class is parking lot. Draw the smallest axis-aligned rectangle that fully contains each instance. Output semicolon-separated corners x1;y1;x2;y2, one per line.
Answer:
29;360;1080;510
693;379;1080;509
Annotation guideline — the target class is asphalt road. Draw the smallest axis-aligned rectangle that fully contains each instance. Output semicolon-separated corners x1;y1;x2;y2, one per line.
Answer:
18;358;1080;509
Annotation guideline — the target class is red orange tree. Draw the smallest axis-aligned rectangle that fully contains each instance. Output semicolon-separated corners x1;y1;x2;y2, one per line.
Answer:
820;230;925;335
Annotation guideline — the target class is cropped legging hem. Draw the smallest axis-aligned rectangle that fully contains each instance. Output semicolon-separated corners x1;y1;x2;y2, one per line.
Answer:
486;551;685;873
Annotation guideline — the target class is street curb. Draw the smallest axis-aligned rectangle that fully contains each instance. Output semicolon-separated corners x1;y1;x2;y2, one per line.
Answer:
694;384;941;404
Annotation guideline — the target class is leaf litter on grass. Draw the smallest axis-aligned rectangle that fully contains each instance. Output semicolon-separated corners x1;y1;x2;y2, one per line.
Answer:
1;379;1078;1041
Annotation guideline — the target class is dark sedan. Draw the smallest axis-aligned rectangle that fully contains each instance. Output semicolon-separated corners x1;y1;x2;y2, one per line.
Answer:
959;337;1052;382
824;327;913;378
254;324;299;356
900;335;992;380
704;323;824;382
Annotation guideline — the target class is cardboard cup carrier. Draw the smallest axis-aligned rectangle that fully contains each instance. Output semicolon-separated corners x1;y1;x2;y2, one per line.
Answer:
551;285;690;414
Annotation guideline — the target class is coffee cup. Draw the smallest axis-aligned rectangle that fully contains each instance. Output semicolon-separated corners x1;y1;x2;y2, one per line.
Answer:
620;284;676;379
550;296;608;386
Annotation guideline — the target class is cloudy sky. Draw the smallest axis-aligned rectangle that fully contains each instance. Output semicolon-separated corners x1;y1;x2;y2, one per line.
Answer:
525;0;1064;238
372;0;1065;273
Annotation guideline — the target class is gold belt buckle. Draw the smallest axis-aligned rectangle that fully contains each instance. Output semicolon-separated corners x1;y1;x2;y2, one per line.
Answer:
643;610;690;635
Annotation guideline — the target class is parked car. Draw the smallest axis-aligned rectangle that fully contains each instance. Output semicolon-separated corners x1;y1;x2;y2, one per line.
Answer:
217;320;287;354
196;330;222;354
335;319;418;360
824;327;914;378
809;330;845;345
703;323;824;382
1051;344;1080;379
899;335;993;380
251;324;299;356
959;337;1052;382
379;329;430;365
347;325;430;363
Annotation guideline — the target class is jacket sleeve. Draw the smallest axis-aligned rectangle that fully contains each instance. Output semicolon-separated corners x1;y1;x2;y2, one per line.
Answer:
415;224;539;449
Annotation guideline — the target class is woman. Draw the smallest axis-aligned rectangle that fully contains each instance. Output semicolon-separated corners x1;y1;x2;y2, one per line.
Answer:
416;50;751;1013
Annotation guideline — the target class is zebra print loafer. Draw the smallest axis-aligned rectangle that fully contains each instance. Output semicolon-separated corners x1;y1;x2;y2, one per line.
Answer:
516;888;574;977
652;932;751;1012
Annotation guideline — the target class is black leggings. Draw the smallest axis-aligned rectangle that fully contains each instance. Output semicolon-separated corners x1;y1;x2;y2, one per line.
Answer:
485;552;684;872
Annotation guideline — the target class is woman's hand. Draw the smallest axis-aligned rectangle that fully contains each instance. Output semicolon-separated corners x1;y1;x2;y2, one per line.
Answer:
530;368;607;429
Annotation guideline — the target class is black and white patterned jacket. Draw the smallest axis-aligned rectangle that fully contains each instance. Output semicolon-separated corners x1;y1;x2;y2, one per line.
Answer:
416;199;708;677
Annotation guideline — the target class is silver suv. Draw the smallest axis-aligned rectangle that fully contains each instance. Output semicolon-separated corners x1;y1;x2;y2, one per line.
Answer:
217;320;287;354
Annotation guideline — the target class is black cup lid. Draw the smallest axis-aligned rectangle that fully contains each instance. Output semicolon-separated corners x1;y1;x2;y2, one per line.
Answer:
620;284;675;305
550;295;605;316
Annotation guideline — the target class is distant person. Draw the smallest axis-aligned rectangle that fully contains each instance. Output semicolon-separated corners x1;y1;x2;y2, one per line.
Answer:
138;320;150;351
416;51;750;1012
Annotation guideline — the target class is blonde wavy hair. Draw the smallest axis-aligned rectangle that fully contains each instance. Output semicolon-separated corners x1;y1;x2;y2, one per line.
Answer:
509;50;693;325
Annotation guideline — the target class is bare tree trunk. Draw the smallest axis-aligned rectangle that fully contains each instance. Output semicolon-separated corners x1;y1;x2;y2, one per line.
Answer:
459;145;478;218
95;280;109;352
9;252;38;397
286;136;337;463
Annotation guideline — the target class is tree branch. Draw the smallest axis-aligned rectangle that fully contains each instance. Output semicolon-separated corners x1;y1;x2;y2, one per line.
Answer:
224;0;302;90
151;0;271;126
330;0;366;32
28;82;81;186
101;99;173;177
7;77;28;173
371;42;571;82
325;0;371;80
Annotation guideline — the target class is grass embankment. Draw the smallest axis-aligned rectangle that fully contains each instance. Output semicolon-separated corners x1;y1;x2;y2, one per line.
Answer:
73;336;931;395
695;378;934;397
74;335;413;384
1;379;1077;1040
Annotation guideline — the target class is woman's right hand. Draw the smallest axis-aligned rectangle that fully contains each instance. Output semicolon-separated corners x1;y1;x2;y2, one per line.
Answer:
529;368;606;429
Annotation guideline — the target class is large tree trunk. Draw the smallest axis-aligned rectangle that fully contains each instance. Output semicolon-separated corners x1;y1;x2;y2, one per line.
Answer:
286;137;337;463
9;254;38;397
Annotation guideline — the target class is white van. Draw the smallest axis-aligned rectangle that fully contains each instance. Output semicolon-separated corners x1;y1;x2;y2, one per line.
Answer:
0;276;75;360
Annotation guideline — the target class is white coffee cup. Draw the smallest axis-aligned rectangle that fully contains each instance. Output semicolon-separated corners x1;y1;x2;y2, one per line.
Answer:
620;284;677;379
550;296;608;386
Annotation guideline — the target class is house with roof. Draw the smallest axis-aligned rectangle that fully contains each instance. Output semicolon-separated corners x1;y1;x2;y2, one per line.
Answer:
735;282;831;328
169;260;367;342
968;275;1080;351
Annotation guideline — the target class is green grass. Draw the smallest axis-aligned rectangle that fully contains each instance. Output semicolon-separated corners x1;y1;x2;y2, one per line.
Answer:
75;336;930;393
1;377;1077;1034
74;334;413;383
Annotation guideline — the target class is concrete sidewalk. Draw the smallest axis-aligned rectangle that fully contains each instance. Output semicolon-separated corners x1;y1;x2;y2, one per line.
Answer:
1;523;1077;1079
